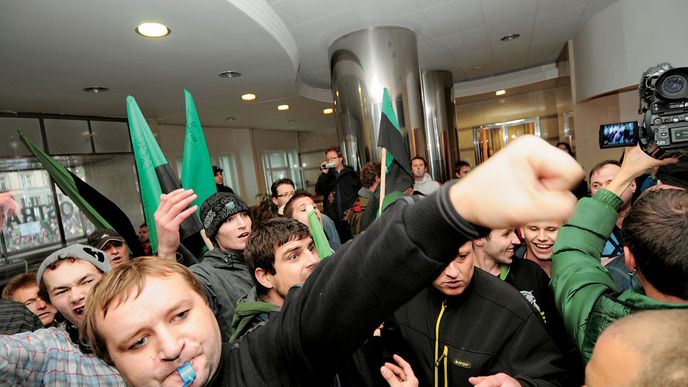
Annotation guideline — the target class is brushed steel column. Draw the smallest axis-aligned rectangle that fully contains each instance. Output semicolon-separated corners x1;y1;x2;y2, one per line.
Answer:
421;70;456;182
329;27;424;169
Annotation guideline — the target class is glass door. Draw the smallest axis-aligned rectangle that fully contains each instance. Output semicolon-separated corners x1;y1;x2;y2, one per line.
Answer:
473;117;540;164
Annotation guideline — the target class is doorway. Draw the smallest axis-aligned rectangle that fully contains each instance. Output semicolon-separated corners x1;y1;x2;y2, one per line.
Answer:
473;117;541;164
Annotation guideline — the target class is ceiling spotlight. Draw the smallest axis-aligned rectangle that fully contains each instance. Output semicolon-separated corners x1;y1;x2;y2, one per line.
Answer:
500;33;520;42
277;105;289;111
83;86;109;93
218;71;241;78
288;119;296;124
495;89;506;96
225;116;236;121
241;93;256;101
323;108;334;115
135;22;171;38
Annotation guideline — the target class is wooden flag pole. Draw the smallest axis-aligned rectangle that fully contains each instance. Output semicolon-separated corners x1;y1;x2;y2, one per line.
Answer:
378;147;387;216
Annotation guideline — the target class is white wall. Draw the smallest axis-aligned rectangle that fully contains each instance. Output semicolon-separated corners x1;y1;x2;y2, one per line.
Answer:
573;0;688;101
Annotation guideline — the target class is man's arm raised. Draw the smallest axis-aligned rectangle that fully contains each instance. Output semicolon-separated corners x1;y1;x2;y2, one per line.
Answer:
153;188;197;260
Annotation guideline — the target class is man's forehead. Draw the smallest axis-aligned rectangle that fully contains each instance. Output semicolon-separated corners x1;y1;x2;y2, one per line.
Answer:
591;164;620;181
277;183;294;192
524;221;561;229
45;258;98;281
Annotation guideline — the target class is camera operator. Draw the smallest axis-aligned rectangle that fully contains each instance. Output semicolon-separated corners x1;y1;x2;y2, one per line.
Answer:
550;143;686;364
315;146;360;243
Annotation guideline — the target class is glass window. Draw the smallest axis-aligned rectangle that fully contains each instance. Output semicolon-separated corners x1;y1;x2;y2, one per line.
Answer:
0;117;43;157
44;119;92;154
262;150;303;192
2;170;62;253
218;154;240;193
91;121;131;153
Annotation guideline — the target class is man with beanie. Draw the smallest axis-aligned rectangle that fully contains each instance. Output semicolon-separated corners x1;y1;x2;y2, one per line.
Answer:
191;191;254;341
0;243;125;385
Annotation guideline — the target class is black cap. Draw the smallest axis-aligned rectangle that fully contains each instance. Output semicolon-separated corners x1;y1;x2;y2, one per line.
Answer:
87;229;125;250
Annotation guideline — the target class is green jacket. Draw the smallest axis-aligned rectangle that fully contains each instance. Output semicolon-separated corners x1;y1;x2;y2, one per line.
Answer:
550;189;688;363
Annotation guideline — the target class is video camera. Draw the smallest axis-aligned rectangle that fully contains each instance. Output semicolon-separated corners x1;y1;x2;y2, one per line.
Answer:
599;63;688;158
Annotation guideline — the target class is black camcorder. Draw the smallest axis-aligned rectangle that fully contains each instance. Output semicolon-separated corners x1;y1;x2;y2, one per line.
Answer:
599;63;688;158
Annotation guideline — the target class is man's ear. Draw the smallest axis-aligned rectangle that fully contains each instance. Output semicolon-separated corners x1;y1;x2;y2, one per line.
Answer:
473;238;485;247
254;268;274;290
271;197;279;206
629;180;637;194
623;246;637;273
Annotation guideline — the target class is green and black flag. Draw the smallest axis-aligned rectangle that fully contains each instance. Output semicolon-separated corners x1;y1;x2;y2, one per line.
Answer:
376;88;413;207
127;96;203;264
19;131;144;257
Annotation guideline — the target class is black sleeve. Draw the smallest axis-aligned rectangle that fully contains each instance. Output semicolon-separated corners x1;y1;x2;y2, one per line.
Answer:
277;182;488;374
315;172;330;196
0;300;43;335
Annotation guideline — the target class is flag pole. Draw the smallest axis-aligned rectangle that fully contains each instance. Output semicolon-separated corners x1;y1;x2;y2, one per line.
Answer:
378;147;387;216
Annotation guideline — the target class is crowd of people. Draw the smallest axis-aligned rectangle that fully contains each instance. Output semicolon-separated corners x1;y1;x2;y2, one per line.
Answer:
0;137;687;387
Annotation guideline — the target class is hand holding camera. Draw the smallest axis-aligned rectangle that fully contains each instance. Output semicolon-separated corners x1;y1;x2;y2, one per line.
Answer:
321;161;336;173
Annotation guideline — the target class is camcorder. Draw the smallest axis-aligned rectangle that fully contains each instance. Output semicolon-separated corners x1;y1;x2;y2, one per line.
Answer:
599;63;688;158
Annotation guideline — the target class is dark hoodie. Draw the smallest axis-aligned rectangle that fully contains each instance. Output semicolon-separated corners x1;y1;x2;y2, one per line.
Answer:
190;248;254;341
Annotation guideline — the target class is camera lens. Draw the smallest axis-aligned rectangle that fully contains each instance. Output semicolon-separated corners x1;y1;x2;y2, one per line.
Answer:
661;74;686;96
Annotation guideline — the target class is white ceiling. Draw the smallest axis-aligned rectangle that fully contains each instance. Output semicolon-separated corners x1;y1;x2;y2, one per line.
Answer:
0;0;617;131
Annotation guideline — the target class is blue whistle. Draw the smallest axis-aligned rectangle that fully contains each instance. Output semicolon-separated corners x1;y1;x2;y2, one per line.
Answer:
177;361;196;387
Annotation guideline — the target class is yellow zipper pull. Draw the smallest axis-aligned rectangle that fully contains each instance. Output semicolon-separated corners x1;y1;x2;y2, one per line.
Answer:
443;345;449;387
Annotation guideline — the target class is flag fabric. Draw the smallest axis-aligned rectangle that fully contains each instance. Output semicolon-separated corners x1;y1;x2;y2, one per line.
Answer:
181;89;216;213
377;88;414;195
127;96;203;263
19;132;144;257
307;207;332;260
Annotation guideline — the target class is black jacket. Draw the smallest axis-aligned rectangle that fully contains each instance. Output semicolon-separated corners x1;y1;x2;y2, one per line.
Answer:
205;183;486;386
315;166;360;223
387;268;570;387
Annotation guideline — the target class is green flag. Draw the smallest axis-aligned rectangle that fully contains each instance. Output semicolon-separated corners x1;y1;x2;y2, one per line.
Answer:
377;88;413;194
127;96;165;252
181;89;216;213
19;132;144;257
307;207;332;259
127;96;204;262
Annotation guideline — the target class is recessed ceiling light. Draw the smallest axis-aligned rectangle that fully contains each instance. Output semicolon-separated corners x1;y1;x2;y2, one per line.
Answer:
473;65;483;71
225;116;236;121
241;93;256;101
218;71;241;78
288;119;296;124
323;108;334;115
83;86;109;93
277;105;289;111
135;22;171;38
495;89;506;96
500;33;520;42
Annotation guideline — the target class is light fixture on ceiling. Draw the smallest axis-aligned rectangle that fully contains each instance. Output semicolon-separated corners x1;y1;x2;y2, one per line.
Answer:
218;71;241;78
241;93;256;101
288;119;296;124
277;105;289;111
135;22;171;38
83;86;109;93
473;65;483;71
505;119;525;125
225;116;236;121
323;108;334;115
495;89;506;96
500;33;520;42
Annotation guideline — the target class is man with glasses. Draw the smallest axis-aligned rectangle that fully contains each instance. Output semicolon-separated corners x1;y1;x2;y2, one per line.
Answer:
315;146;360;242
270;178;297;216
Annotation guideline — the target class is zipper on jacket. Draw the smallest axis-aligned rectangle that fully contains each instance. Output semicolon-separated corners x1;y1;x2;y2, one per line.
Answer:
434;300;447;387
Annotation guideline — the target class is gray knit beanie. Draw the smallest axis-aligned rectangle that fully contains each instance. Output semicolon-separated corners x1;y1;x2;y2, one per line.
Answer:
200;192;249;242
36;243;111;288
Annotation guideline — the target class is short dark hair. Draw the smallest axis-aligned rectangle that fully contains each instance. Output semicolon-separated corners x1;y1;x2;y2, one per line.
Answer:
589;160;620;182
139;222;147;229
454;160;471;174
2;272;37;300
283;190;313;219
245;218;311;295
622;189;688;299
325;146;342;157
556;142;573;156
411;156;426;167
270;178;295;198
360;161;381;188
